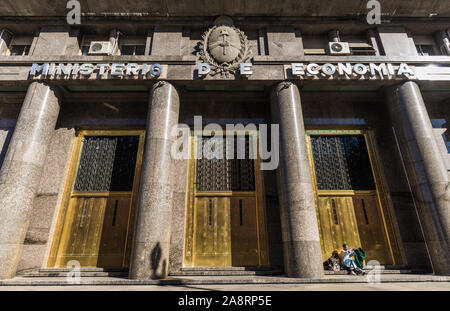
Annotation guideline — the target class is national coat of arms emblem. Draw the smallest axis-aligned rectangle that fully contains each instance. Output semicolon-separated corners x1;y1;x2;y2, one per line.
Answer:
199;22;252;77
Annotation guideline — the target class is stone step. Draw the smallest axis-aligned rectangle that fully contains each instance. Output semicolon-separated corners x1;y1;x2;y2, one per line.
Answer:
324;269;418;275
175;270;424;277
325;265;427;275
324;265;426;275
21;266;422;277
363;265;411;270
22;268;128;278
171;267;283;276
180;266;277;271
3;274;449;286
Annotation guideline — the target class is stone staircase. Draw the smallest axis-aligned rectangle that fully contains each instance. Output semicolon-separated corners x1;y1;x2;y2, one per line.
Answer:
19;265;424;278
2;265;445;286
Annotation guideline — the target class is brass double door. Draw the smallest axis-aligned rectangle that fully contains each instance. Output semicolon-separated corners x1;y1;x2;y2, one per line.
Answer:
315;192;392;264
48;131;144;268
185;134;269;267
307;131;400;265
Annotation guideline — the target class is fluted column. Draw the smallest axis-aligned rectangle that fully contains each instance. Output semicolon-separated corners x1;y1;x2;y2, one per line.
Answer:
271;82;324;278
0;82;60;279
387;81;450;275
130;81;180;279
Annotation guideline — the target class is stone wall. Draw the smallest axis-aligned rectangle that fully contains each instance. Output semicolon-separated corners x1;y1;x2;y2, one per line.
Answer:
13;87;445;272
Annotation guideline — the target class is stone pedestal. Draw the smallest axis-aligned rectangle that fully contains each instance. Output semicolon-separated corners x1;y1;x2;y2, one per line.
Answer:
130;81;180;279
387;81;450;275
0;82;60;280
270;82;324;278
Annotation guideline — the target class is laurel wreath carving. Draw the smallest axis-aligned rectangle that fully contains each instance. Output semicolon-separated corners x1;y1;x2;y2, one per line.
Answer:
199;26;252;77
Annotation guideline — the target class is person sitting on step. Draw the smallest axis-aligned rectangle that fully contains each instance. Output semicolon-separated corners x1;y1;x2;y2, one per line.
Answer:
339;243;365;276
324;250;341;272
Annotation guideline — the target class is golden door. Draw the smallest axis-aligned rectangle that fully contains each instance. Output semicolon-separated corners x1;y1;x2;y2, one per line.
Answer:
185;134;269;267
230;196;259;266
48;131;144;268
307;132;397;265
316;196;362;261
193;196;231;266
352;193;391;264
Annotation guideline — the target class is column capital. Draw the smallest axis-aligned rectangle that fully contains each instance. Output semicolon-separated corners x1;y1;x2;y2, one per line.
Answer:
271;81;297;95
26;81;63;104
151;80;179;92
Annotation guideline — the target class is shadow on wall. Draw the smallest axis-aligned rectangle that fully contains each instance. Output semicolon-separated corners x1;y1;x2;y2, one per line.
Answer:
151;242;167;279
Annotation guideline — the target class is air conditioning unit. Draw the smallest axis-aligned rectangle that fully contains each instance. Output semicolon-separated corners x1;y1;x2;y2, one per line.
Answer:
88;41;112;55
328;42;350;55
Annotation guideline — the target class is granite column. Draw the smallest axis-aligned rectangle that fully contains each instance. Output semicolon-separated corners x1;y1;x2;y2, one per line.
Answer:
387;81;450;275
271;82;324;278
0;82;60;279
130;81;180;279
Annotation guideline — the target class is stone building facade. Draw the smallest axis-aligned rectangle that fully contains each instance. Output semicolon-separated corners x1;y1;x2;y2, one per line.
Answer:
0;1;449;280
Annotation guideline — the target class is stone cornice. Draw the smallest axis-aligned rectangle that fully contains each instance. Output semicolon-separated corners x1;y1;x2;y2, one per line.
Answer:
0;55;197;65
253;56;450;64
2;0;450;18
1;55;450;66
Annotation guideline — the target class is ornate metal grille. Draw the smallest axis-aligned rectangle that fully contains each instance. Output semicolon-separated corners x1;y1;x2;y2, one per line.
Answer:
196;136;255;191
310;135;375;190
73;136;139;192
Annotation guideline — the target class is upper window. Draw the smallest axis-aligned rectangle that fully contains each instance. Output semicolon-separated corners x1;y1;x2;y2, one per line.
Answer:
79;34;147;56
9;45;30;56
79;35;108;55
73;136;140;192
310;135;376;191
8;36;33;56
119;45;145;56
303;35;328;55
119;37;146;56
416;44;435;56
341;35;377;56
302;33;376;55
414;35;440;56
